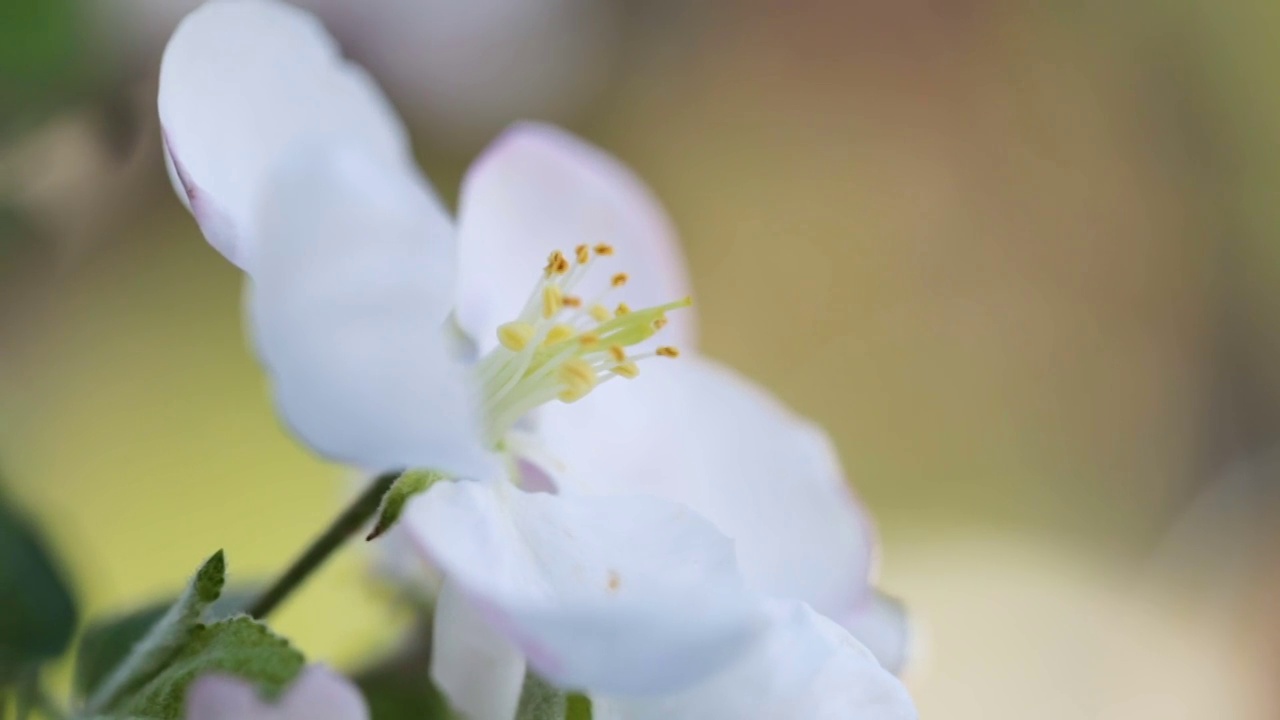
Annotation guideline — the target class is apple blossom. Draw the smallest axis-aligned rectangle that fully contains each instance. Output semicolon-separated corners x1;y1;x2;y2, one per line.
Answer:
185;665;367;720
159;1;914;718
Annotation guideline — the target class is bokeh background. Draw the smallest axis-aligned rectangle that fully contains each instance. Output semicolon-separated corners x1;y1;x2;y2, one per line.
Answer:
3;0;1280;717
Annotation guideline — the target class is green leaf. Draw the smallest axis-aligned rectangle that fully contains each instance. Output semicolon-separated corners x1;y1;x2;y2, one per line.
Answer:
75;587;261;701
366;470;446;541
0;488;78;685
114;616;305;720
84;551;226;714
566;694;592;720
516;673;567;720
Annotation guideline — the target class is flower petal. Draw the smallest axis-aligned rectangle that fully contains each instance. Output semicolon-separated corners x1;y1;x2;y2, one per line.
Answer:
186;665;369;720
430;580;527;720
403;479;763;695
159;0;410;270
535;356;875;635
454;122;695;351
594;601;916;720
249;142;497;478
840;590;912;675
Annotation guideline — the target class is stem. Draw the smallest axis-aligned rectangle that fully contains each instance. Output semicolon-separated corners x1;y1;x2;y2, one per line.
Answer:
247;470;400;619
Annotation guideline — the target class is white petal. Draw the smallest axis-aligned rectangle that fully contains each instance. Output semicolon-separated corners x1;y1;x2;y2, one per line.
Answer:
186;674;261;720
454;122;695;351
536;355;875;630
159;0;409;270
596;602;917;720
430;580;527;720
840;590;912;675
186;666;369;720
403;479;763;695
249;142;497;478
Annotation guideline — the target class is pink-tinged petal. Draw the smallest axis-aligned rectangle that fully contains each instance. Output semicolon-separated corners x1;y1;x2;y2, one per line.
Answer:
186;666;369;720
186;674;262;720
158;0;410;271
454;122;695;352
403;479;764;695
841;590;912;675
274;666;370;720
249;142;498;478
595;602;917;720
536;355;876;641
431;580;527;720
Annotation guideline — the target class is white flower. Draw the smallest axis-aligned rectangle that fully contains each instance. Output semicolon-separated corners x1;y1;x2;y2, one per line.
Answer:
159;2;915;718
185;665;367;720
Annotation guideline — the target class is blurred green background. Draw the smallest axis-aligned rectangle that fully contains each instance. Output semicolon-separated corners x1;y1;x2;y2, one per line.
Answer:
3;0;1280;717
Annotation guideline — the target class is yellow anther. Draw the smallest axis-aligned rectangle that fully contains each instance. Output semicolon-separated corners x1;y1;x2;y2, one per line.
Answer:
545;250;570;276
543;323;577;345
542;286;564;318
563;295;583;309
652;315;669;330
558;359;598;402
615;302;632;316
497;322;536;351
612;361;640;379
608;345;627;362
575;245;591;264
590;304;612;322
594;244;614;256
656;346;680;358
579;332;600;347
611;273;628;288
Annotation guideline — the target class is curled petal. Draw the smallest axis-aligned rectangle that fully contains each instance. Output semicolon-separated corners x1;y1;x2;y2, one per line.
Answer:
249;142;497;478
595;602;917;720
159;0;409;270
403;479;763;696
455;122;695;351
186;665;368;720
430;580;527;720
841;590;912;675
537;356;876;638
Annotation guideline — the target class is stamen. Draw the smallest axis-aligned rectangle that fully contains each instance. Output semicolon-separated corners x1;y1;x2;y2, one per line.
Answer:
590;304;612;322
477;253;691;443
558;359;597;402
542;286;564;318
545;250;570;276
544;323;576;345
497;322;536;351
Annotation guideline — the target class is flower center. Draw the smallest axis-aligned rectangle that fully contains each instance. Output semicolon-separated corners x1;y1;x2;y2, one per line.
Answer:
474;243;690;445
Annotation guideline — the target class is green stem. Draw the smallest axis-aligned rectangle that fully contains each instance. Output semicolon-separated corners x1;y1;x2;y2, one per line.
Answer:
247;470;400;619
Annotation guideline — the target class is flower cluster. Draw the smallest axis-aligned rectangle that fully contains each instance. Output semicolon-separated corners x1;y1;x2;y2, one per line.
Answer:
157;1;918;718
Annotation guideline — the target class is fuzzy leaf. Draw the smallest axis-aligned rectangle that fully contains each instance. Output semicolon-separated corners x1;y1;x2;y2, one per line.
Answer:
114;616;305;720
516;674;567;720
75;587;260;700
566;694;592;720
85;551;226;713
